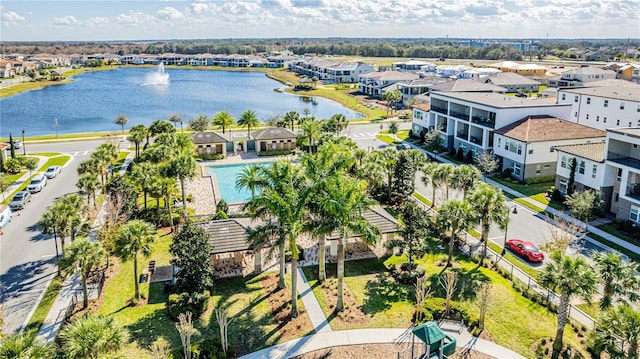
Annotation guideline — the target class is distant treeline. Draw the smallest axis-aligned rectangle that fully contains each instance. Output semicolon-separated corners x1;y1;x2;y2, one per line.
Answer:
1;38;638;61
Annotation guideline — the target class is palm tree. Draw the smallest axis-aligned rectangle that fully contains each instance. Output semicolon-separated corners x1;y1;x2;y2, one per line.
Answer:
591;303;640;358
436;199;476;266
317;176;380;311
237;110;260;138
39;195;84;250
173;133;195;155
157;175;178;230
129;162;157;209
468;183;509;260
235;163;265;201
60;238;105;308
539;251;599;359
60;193;87;241
168;113;183;132
114;220;157;300
127;124;148;158
421;162;439;207
592;251;640;309
77;173;100;209
283;111;300;131
299;119;322;154
114;114;128;135
188;114;209;132
212;111;235;135
451;164;481;201
59;314;129;359
0;332;53;358
149;119;176;139
92;143;117;188
166;153;198;218
432;163;455;202
329;113;348;136
388;121;399;141
246;162;310;318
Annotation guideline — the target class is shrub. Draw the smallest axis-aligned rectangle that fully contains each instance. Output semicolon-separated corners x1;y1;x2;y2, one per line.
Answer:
465;150;474;164
199;153;225;161
199;338;236;359
392;262;425;284
456;147;464;161
524;175;555;185
167;291;211;320
502;168;513;179
3;158;22;174
216;199;229;214
551;189;564;203
258;149;294;156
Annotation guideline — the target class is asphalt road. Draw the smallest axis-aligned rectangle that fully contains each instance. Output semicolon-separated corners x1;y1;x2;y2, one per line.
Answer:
0;140;102;333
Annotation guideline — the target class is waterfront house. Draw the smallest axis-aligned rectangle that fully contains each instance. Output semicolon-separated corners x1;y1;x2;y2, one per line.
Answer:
252;127;297;154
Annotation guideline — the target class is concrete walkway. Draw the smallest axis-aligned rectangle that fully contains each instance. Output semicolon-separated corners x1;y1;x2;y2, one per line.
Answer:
0;156;48;205
296;267;332;334
238;327;527;359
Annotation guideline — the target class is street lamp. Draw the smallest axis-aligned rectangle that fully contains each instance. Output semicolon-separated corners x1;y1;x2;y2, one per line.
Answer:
53;227;61;276
501;205;517;257
21;129;25;156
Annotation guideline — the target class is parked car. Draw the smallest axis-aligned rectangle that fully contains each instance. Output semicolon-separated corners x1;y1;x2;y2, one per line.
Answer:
0;205;12;227
44;165;61;179
396;143;411;150
6;140;21;149
27;174;48;193
505;239;544;263
9;191;31;210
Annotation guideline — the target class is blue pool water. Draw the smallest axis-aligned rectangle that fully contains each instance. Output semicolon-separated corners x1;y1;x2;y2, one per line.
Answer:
208;162;271;203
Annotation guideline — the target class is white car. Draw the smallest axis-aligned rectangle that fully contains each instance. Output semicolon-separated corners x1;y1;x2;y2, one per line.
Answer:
44;165;61;179
27;174;48;193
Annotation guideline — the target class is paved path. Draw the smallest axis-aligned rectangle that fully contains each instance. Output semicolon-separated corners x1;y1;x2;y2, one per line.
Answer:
0;156;48;204
296;267;331;334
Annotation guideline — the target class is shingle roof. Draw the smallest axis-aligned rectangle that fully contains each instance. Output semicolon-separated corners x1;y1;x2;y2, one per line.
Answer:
554;142;605;162
252;127;297;140
495;116;605;142
412;102;430;111
430;79;506;93
360;70;419;81
559;86;640;102
585;79;640;88
326;205;399;240
192;131;229;144
483;72;541;86
609;127;640;139
433;91;566;108
195;218;257;254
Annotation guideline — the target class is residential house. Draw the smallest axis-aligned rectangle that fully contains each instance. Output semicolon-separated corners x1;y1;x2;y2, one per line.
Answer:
547;66;616;88
481;72;541;93
494;116;605;181
556;85;640;131
554;142;610;208
0;59;14;78
411;102;431;135
428;79;506;94
252;127;297;154
488;61;547;77
289;57;374;83
192;131;229;157
393;60;435;72
397;77;452;103
358;71;419;98
605;62;640;82
415;91;572;156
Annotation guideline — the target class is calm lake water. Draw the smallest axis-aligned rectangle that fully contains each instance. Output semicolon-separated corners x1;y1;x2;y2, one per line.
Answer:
0;68;362;137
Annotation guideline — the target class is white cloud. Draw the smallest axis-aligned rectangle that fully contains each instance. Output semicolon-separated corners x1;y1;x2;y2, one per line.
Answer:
53;15;77;26
157;7;184;20
114;11;153;25
2;10;25;23
84;16;111;28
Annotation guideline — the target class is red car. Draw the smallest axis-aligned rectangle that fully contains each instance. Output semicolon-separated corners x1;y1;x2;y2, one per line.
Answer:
506;239;545;263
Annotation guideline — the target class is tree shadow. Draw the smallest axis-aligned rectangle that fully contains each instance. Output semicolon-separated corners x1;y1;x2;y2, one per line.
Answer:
361;272;414;315
427;267;490;302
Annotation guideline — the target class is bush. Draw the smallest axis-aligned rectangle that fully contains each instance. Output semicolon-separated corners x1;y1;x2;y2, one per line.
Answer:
216;199;229;214
3;158;22;174
392;262;426;284
258;149;293;156
199;338;236;359
199;153;225;161
456;147;464;161
524;175;555;185
551;189;564;203
167;291;211;320
502;168;513;179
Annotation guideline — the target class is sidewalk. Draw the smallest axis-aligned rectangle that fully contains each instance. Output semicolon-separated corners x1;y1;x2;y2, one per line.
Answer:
35;148;135;344
0;156;48;205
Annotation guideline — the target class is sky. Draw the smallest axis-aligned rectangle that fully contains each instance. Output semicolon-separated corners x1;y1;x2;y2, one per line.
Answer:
1;0;639;42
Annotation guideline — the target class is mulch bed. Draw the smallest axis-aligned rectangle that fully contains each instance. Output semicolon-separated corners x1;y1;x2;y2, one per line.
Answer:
260;273;315;342
291;343;496;359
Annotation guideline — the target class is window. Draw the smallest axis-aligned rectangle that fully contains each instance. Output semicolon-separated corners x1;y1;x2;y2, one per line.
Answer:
536;164;541;175
561;155;567;168
596;116;600;122
620;102;625;110
578;161;585;174
561;94;566;101
517;143;522;155
617;120;620;126
575;112;578;118
586;114;589;120
574;95;579;103
604;100;609;107
637;105;640;113
604;117;607;123
617;168;622;181
586;97;591;104
549;147;555;152
544;164;551;169
631;205;640;224
528;149;533;155
512;163;522;176
592;165;597;179
559;179;568;194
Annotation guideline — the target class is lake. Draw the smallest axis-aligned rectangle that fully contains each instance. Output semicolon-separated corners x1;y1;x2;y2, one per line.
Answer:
0;68;362;137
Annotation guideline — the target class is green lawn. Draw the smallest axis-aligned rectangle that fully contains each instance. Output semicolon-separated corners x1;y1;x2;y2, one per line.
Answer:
38;155;71;171
303;251;588;358
22;276;64;339
29;152;63;157
596;223;640;243
489;176;565;211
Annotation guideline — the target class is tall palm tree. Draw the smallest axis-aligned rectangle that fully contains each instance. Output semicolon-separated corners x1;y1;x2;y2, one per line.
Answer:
166;153;198;218
60;238;105;308
451;164;481;201
299;119;322;154
168;113;183;132
129;162;157;210
235;163;265;201
237;110;260;138
127;124;148;158
283;111;300;131
421;162;439;207
329;113;348;136
436;199;476;266
173;133;195;155
592;251;640;309
432;163;455;202
59;314;129;359
468;183;509;260
0;332;53;358
539;251;598;359
60;193;87;241
114;114;128;135
591;303;640;358
149;119;176;139
77;173;100;209
114;220;157;300
317;176;380;311
212;111;235;135
157;175;178;230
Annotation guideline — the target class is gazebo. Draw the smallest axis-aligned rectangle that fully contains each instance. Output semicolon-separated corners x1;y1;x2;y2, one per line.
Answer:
410;322;457;358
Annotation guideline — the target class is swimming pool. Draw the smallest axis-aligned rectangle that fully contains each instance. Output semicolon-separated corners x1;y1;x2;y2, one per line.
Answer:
207;162;272;204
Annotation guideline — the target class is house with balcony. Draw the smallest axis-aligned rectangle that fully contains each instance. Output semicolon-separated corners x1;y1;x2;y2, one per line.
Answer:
554;128;640;223
494;116;605;181
397;77;453;103
289;58;374;83
415;91;572;157
557;85;640;131
547;66;616;88
393;60;435;72
358;71;419;98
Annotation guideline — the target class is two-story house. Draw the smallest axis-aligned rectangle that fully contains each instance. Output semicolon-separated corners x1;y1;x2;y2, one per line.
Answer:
547;66;616;88
358;71;419;98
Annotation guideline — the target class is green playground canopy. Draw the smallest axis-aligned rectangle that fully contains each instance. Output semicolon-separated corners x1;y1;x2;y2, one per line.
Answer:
412;322;446;344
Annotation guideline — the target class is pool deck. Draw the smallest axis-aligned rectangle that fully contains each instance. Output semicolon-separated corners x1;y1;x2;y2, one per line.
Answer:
185;151;295;216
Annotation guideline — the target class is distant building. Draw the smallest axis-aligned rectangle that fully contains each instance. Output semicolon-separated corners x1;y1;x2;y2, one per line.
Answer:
547;66;616;88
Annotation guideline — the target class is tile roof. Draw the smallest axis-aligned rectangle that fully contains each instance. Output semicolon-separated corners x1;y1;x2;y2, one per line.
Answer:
326;205;399;240
495;116;605;142
192;131;229;144
554;142;606;162
252;127;297;140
